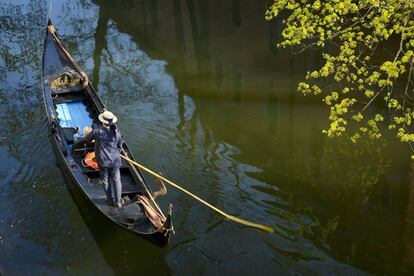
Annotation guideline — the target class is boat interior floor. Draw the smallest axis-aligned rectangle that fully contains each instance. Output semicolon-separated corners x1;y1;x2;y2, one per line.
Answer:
80;165;146;196
70;150;153;231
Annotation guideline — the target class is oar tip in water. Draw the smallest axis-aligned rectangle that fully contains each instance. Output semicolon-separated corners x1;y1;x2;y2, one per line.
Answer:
228;215;275;234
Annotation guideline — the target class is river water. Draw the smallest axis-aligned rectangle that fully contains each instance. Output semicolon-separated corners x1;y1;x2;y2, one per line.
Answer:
0;0;413;275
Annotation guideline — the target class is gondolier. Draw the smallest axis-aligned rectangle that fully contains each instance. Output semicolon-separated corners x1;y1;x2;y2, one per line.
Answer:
86;110;124;208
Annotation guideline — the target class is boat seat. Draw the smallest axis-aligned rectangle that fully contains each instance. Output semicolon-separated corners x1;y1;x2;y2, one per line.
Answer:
61;127;77;144
53;93;86;104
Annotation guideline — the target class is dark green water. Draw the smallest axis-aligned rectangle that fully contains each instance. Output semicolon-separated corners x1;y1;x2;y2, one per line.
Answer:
1;0;414;274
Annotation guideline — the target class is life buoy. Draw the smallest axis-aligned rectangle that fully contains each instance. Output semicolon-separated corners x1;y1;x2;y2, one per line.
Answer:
82;151;99;170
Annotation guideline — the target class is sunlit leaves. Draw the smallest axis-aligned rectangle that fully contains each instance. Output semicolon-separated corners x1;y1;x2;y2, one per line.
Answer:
267;0;414;151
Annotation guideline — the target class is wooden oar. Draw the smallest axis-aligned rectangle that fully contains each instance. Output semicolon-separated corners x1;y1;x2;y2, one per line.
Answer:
120;154;275;233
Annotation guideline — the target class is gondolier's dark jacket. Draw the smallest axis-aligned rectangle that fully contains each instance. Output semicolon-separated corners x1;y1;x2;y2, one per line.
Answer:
86;126;122;168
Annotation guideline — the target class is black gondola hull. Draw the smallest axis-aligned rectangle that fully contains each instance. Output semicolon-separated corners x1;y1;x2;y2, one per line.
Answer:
41;21;172;247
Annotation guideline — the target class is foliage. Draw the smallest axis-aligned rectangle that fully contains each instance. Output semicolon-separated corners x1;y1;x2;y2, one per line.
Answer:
266;0;414;155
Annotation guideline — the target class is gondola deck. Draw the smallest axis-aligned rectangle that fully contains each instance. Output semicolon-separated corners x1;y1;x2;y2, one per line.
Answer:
41;20;172;246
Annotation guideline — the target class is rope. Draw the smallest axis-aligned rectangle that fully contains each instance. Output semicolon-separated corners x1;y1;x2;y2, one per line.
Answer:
120;155;275;233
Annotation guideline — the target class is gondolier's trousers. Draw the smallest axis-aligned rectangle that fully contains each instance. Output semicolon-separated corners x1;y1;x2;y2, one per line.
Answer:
99;167;122;206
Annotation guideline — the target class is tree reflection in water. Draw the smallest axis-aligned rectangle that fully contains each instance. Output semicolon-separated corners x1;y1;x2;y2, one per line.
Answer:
0;0;108;274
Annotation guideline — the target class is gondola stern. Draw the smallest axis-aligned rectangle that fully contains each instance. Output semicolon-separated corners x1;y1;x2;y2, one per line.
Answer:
152;213;173;247
162;203;174;240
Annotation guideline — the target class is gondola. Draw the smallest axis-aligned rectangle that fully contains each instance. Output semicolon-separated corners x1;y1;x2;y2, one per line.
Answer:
41;19;173;246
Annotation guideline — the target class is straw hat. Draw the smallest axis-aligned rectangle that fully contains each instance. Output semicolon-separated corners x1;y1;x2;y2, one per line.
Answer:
98;111;118;125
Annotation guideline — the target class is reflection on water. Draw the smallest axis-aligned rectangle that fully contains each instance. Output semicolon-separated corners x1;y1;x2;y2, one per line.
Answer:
0;0;108;274
50;0;99;75
1;0;414;274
